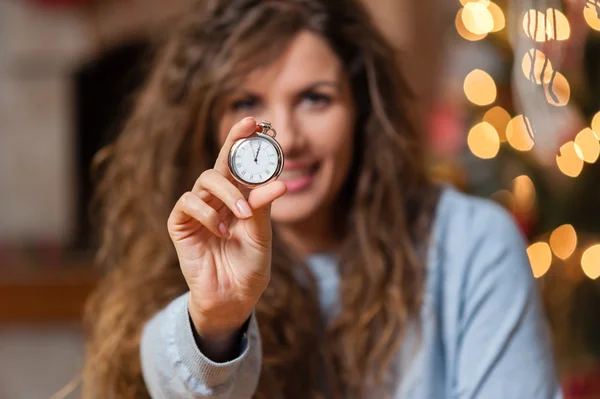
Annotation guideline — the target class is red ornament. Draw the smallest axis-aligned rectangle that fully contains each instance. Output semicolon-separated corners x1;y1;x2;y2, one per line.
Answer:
513;210;536;239
563;365;600;399
428;101;466;158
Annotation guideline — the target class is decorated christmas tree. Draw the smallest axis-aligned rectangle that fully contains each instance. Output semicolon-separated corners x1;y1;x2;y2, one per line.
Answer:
430;0;600;395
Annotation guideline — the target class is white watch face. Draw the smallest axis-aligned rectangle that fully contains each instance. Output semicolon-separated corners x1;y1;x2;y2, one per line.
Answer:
231;137;280;185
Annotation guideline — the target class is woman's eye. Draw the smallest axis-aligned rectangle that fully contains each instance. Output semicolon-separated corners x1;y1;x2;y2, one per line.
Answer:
231;96;259;111
302;92;331;107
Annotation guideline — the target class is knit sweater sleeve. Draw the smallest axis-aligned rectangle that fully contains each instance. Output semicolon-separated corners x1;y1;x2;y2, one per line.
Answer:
140;292;261;399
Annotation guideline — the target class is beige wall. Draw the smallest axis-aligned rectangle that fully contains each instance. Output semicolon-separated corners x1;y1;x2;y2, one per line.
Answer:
0;0;185;244
0;2;88;243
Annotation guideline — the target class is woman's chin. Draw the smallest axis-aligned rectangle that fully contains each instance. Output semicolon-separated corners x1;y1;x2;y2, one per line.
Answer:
270;195;320;224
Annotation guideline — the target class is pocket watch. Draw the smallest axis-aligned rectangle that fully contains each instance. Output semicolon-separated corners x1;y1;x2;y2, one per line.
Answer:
228;121;284;188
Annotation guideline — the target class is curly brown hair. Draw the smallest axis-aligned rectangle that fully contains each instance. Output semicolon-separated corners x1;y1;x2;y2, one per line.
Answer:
81;0;441;397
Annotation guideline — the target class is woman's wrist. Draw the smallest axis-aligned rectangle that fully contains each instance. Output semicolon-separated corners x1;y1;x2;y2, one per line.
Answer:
187;295;250;362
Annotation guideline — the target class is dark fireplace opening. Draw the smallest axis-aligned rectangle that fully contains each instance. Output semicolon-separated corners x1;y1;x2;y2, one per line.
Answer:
72;40;150;252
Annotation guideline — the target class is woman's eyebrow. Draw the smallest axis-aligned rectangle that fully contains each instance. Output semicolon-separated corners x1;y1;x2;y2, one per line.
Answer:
301;80;342;92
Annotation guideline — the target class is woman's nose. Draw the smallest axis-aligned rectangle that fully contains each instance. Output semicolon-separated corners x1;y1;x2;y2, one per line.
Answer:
267;113;303;154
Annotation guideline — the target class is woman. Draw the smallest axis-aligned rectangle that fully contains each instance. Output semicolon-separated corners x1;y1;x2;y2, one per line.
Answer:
82;0;563;398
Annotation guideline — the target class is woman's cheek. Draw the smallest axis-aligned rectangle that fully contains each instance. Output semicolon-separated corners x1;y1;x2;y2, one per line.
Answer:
307;107;353;152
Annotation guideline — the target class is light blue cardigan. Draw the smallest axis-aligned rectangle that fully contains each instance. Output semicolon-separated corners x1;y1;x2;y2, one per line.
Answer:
140;186;564;398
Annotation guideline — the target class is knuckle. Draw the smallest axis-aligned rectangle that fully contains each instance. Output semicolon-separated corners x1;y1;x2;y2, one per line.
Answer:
197;169;220;186
196;171;208;186
180;191;195;208
202;206;218;223
206;168;219;177
197;168;210;181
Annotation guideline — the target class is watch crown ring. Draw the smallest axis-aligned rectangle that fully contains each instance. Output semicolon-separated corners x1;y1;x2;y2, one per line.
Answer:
257;120;277;138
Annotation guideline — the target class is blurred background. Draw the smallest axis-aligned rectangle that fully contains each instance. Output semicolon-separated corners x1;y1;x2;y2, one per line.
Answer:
1;0;600;398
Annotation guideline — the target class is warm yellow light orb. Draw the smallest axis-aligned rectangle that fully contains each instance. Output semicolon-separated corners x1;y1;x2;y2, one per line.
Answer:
506;115;535;151
467;122;500;159
527;242;552;278
549;224;577;260
464;69;497;106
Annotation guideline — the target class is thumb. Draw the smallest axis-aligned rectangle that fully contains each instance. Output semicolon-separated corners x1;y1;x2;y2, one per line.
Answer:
245;181;287;244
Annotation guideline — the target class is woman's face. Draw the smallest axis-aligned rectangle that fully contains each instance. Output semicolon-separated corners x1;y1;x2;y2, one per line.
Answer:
218;31;356;224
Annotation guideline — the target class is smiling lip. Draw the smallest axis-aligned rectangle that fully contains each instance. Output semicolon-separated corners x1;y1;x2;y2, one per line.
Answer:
279;161;318;193
282;160;317;171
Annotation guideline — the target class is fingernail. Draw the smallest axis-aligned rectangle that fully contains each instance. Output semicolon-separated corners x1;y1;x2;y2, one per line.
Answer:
236;199;253;218
218;222;230;238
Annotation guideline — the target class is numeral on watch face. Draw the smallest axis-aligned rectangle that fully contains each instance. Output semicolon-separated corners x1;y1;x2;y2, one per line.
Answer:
233;138;281;183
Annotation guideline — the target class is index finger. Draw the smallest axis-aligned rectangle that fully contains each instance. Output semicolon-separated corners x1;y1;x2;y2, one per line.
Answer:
214;116;259;180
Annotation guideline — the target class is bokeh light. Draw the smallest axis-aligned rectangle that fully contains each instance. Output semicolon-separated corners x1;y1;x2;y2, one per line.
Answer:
456;8;488;41
546;8;571;41
523;9;553;42
506;115;535;151
549;224;577;260
574;128;600;163
581;245;600;279
462;2;495;35
527;242;552;278
513;175;536;214
544;72;570;106
467;122;500;159
584;4;600;31
488;2;506;32
592;111;600;135
522;49;553;84
483;106;511;142
556;141;584;177
464;69;497;106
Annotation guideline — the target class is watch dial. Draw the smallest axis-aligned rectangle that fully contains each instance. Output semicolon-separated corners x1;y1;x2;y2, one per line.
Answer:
233;137;279;184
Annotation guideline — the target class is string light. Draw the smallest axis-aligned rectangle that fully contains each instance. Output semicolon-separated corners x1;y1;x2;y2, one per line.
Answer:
549;224;577;260
544;72;571;106
546;8;571;41
513;175;536;213
522;49;554;84
523;9;553;42
462;2;495;35
522;8;571;41
506;115;535;151
581;244;600;279
456;8;488;41
527;242;553;278
574;128;600;163
483;106;511;141
467;122;500;159
584;3;600;31
487;2;506;32
592;111;600;135
464;69;497;106
556;141;584;177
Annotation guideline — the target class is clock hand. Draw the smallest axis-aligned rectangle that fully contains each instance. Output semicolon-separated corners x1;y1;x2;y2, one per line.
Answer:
254;142;262;163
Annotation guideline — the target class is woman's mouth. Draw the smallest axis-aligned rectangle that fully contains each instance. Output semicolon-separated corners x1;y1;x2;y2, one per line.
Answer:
279;163;319;193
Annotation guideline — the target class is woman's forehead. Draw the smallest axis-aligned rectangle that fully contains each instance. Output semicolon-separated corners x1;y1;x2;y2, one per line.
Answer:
237;31;344;92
